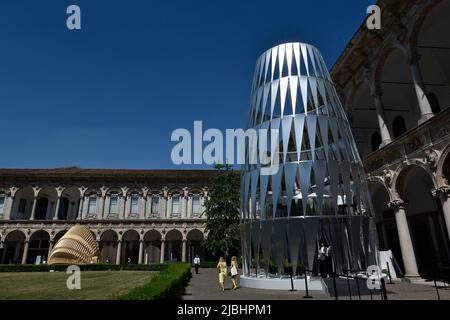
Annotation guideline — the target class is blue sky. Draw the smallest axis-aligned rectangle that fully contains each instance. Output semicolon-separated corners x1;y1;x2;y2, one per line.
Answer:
0;0;373;169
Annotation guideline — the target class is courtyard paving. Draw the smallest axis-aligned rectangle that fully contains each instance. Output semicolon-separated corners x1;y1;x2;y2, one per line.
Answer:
183;268;450;300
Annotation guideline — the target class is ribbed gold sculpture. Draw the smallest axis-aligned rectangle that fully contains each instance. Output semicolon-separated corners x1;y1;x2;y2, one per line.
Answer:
48;225;100;265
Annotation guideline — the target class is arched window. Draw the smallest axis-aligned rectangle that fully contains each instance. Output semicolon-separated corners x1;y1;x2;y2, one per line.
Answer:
427;92;441;114
393;116;407;138
371;132;382;152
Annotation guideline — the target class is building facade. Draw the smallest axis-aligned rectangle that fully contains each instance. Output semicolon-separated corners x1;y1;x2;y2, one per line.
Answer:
332;0;450;277
0;168;213;265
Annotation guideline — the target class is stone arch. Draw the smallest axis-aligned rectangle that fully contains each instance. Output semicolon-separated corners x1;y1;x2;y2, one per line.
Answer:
374;44;422;128
52;230;67;242
410;0;450;114
394;163;449;275
36;187;58;220
436;144;450;186
121;229;140;264
143;230;162;263
186;229;205;263
1;230;25;264
60;187;81;220
99;230;118;263
392;160;437;194
165;229;183;262
11;187;34;220
27;230;50;264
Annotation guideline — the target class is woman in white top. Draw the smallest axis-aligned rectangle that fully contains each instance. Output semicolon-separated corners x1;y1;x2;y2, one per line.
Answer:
230;256;239;290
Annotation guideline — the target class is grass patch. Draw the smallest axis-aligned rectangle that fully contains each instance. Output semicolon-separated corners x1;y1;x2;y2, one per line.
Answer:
118;263;191;300
0;271;154;300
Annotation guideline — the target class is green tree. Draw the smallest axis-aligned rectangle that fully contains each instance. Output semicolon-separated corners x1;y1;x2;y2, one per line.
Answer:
204;164;241;259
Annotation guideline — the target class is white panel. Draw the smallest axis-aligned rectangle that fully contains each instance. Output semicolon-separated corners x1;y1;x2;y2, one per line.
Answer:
271;166;283;218
307;45;318;76
314;160;327;215
289;77;298;115
293;114;305;161
309;77;318;110
271;47;278;81
285;43;293;76
293;43;301;75
299;161;312;216
300;43;309;76
280;77;289;117
264;51;271;83
270;79;280;118
259;174;269;218
306;115;317;160
281;116;293;163
299;76;308;112
261;83;270;123
284;163;297;217
278;44;286;77
250;169;259;219
318;116;329;159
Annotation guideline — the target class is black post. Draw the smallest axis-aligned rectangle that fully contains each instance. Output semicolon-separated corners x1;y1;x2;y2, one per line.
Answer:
434;279;441;300
346;274;352;300
332;272;338;300
381;277;388;300
289;267;295;292
386;262;393;284
355;275;361;300
303;269;312;298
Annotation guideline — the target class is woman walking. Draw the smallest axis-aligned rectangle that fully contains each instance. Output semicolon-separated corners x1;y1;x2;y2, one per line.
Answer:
217;257;227;292
230;256;239;290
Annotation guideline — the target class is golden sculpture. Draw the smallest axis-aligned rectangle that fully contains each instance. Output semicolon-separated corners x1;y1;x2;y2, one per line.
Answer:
48;225;101;265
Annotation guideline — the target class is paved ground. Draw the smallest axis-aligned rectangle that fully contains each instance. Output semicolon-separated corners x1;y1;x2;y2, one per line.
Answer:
183;268;450;300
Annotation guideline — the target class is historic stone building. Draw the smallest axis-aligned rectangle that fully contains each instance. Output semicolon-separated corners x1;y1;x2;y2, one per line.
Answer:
0;168;213;265
331;0;450;278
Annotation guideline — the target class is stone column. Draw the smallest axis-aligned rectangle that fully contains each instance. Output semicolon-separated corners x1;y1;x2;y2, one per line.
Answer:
97;196;105;220
432;186;450;243
29;197;37;220
138;240;144;264
21;240;29;264
140;196;147;219
388;199;420;278
409;52;433;124
187;196;192;218
370;83;392;147
77;198;84;220
116;240;122;265
48;240;54;258
123;196;128;219
182;239;187;262
53;197;61;220
4;196;14;220
160;240;165;263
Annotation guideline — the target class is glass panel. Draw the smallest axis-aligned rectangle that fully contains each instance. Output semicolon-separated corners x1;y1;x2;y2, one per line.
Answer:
172;196;180;214
151;196;159;214
109;196;118;214
192;196;200;214
0;196;5;214
88;196;97;214
130;196;139;214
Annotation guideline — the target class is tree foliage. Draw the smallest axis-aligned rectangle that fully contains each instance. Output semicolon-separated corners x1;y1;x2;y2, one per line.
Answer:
203;164;241;258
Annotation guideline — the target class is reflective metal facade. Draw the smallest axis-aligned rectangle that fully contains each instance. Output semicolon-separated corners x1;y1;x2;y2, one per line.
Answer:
240;43;377;277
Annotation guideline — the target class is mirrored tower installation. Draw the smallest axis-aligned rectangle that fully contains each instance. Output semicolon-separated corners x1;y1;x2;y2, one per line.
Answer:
240;43;377;280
